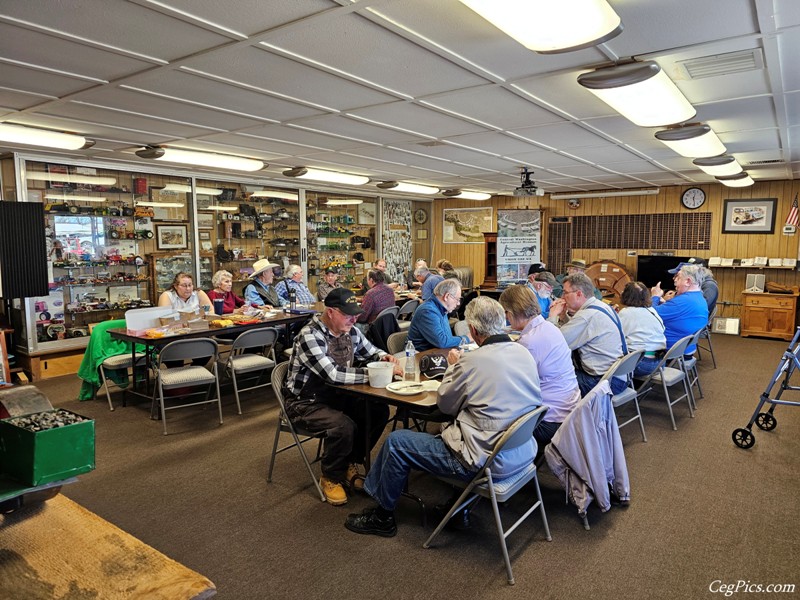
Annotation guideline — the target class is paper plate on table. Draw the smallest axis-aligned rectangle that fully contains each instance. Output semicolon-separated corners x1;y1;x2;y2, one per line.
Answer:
386;381;441;396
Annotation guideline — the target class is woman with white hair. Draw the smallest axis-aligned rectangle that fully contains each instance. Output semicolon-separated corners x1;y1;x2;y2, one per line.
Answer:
207;269;245;314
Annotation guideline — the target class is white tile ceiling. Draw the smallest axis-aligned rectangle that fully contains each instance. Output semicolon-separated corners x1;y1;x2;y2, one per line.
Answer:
0;0;797;194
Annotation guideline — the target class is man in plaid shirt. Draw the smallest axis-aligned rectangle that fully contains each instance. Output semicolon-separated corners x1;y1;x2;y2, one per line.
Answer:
356;269;396;331
285;288;400;506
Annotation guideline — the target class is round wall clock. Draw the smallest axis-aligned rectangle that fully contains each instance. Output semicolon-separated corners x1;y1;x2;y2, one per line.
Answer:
681;187;706;209
414;209;428;224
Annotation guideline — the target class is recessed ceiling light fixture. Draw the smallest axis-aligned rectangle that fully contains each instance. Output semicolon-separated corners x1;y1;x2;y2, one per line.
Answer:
578;61;696;127
44;193;106;203
27;171;116;186
325;199;363;205
716;172;754;187
655;124;726;158
204;204;239;211
459;0;622;54
0;123;95;150
692;155;743;177
136;146;265;172
442;189;492;201
283;167;369;186
162;183;223;196
249;190;298;201
376;181;439;195
550;188;660;200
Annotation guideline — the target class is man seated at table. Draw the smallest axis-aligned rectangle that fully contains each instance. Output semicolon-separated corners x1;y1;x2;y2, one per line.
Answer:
316;267;343;301
278;264;316;305
407;279;469;351
344;296;542;537
356;269;396;332
548;273;626;396
285;288;400;506
243;259;286;309
650;264;709;357
357;258;399;296
414;266;444;302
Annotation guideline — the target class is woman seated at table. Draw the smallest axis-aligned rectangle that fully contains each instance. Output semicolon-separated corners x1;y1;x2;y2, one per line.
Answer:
617;281;666;377
499;285;581;449
157;272;213;316
207;270;246;314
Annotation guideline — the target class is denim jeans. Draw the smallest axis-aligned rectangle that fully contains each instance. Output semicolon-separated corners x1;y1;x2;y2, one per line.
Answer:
633;356;660;378
576;368;627;397
364;430;475;511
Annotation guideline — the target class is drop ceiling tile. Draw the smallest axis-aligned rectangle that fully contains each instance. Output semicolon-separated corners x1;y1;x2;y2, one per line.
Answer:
697;96;777;132
0;88;52;111
598;160;668;174
228;124;371;152
437;131;539;156
779;32;800;90
0;64;93;97
286;114;424;145
508;122;611;150
552;165;619;178
346;102;489;138
9;114;176;144
566;145;647;164
201;131;339;156
263;11;488;98
719;128;781;153
184;46;396;110
506;151;585;170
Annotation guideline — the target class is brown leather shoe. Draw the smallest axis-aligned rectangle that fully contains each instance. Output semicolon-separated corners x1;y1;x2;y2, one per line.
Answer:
346;463;364;492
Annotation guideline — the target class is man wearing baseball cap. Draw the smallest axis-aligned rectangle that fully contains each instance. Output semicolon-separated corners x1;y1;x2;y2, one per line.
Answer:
284;288;400;506
666;258;718;313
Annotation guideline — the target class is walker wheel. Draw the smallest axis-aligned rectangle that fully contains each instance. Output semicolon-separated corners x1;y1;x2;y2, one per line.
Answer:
755;412;777;431
732;428;755;449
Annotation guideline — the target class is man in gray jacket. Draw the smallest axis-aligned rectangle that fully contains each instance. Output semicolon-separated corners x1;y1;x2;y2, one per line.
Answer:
344;296;542;537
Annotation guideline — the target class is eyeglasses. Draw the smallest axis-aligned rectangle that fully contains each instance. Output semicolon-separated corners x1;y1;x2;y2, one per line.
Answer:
335;308;358;322
562;289;578;296
177;283;193;288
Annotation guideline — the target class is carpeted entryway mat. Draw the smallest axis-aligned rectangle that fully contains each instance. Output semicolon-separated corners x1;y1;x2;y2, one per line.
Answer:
0;494;215;599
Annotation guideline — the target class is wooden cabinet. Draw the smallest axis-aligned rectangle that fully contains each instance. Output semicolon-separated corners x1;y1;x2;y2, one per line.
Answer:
741;292;799;341
480;232;497;289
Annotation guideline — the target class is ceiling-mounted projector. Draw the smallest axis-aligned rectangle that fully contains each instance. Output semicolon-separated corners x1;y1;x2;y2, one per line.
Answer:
514;168;545;197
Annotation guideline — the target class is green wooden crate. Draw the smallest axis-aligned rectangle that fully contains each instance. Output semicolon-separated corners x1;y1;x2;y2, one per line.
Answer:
0;410;95;486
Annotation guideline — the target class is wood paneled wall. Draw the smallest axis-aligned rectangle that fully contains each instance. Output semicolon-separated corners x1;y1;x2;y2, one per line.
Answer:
426;180;800;319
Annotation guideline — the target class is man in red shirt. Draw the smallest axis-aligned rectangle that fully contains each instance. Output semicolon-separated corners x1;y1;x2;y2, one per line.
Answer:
356;269;396;332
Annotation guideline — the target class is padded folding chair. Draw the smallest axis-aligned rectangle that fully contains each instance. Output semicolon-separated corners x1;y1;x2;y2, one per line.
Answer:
366;307;400;352
151;338;222;435
386;331;409;355
100;352;147;411
600;350;646;442
423;405;552;586
266;362;326;502
682;329;705;404
635;335;694;430
396;299;419;331
219;327;278;415
697;307;717;368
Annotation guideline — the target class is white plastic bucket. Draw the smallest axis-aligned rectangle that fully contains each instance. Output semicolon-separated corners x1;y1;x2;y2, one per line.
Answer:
367;361;394;388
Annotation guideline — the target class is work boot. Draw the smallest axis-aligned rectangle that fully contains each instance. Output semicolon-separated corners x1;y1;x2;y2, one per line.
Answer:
344;506;397;537
320;477;347;506
346;463;364;492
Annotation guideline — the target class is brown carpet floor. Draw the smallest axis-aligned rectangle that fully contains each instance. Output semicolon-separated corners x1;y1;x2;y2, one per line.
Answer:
25;333;800;599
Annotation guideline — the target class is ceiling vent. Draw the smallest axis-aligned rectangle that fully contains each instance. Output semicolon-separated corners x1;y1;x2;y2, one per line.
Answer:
746;159;783;166
678;49;764;80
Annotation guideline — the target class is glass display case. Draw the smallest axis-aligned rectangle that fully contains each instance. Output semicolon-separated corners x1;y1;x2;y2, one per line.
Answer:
305;192;377;296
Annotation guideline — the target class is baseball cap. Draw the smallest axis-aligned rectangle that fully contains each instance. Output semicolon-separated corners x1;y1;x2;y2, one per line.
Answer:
527;263;546;276
324;266;339;274
419;353;448;379
668;257;706;274
324;288;363;315
534;271;557;287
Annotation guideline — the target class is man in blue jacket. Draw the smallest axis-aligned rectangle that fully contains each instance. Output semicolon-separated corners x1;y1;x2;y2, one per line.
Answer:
407;278;469;351
651;264;708;355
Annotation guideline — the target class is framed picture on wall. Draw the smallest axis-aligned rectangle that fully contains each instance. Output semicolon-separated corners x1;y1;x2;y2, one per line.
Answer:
722;198;777;234
417;229;428;240
199;231;211;241
196;212;215;229
156;225;188;250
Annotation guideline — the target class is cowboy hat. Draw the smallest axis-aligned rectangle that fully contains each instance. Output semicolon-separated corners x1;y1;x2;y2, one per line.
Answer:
250;258;280;278
564;259;588;270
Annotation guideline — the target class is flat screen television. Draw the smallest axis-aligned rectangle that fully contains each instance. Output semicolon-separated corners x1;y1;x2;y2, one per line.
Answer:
636;255;693;291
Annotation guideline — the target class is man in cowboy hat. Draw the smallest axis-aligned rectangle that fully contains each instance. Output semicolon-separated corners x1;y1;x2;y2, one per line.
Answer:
243;258;285;309
555;258;601;300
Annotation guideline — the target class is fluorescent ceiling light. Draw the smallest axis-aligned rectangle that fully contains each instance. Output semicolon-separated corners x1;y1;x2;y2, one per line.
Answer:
136;200;185;208
376;181;439;195
442;189;492;201
578;61;696;127
325;199;363;205
459;0;622;54
716;172;754;187
0;123;95;150
162;183;223;196
204;205;239;211
136;146;265;172
655;124;726;158
27;171;116;186
550;188;660;200
44;194;106;203
283;166;369;186
249;190;298;200
693;155;743;177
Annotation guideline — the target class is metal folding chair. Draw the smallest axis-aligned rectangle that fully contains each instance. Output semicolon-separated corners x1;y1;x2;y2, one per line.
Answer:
219;327;278;414
100;352;147;411
636;335;695;430
697;307;717;368
397;299;419;331
600;350;646;442
266;362;326;502
423;405;552;586
151;338;222;435
682;329;705;404
386;331;409;355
